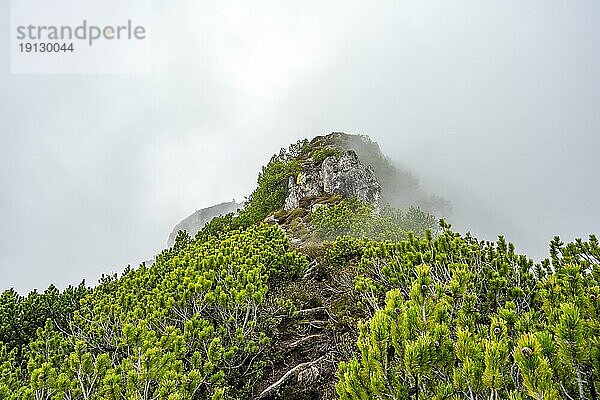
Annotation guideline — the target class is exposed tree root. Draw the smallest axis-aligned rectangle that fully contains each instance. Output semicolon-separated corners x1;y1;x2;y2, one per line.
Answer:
257;356;326;399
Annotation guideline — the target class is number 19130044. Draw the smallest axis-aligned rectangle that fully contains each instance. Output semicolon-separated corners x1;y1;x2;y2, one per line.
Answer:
19;42;74;52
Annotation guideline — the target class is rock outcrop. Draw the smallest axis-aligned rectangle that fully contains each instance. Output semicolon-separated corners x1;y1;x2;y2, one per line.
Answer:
167;200;240;247
284;150;381;211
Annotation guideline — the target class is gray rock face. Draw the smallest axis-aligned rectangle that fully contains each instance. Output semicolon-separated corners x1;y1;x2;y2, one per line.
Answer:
167;200;240;247
284;161;323;211
284;150;381;211
322;151;381;206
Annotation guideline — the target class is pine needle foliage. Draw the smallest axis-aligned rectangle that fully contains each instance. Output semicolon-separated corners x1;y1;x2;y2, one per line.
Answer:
337;232;600;400
0;225;307;399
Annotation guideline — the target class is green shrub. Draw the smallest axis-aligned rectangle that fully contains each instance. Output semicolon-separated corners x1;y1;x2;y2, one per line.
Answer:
213;139;309;232
337;234;600;400
312;147;342;164
311;198;437;241
0;225;308;399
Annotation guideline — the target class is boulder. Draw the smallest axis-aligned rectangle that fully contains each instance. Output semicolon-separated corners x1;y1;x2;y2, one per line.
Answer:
284;150;381;211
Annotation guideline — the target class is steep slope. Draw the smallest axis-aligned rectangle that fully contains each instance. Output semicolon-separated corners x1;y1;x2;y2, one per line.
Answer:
1;132;599;400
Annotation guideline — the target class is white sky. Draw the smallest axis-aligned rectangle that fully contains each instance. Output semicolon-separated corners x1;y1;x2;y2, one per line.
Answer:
1;0;599;293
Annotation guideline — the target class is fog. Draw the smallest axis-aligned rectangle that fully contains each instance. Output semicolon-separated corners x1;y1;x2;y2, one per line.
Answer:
1;1;599;293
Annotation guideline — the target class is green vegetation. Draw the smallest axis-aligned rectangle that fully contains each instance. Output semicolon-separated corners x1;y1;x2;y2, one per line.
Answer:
205;139;310;233
0;225;307;399
235;156;300;228
0;283;89;369
311;198;437;241
336;230;600;400
312;147;342;164
322;133;451;216
1;133;598;399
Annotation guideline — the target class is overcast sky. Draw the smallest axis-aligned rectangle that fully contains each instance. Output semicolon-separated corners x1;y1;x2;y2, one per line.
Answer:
1;0;599;293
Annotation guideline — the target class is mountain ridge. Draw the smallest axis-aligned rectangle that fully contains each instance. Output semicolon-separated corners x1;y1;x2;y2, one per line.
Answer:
1;132;598;400
167;200;241;247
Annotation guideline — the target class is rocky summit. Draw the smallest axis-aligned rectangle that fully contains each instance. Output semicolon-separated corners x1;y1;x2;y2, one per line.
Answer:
284;150;381;212
3;132;598;400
